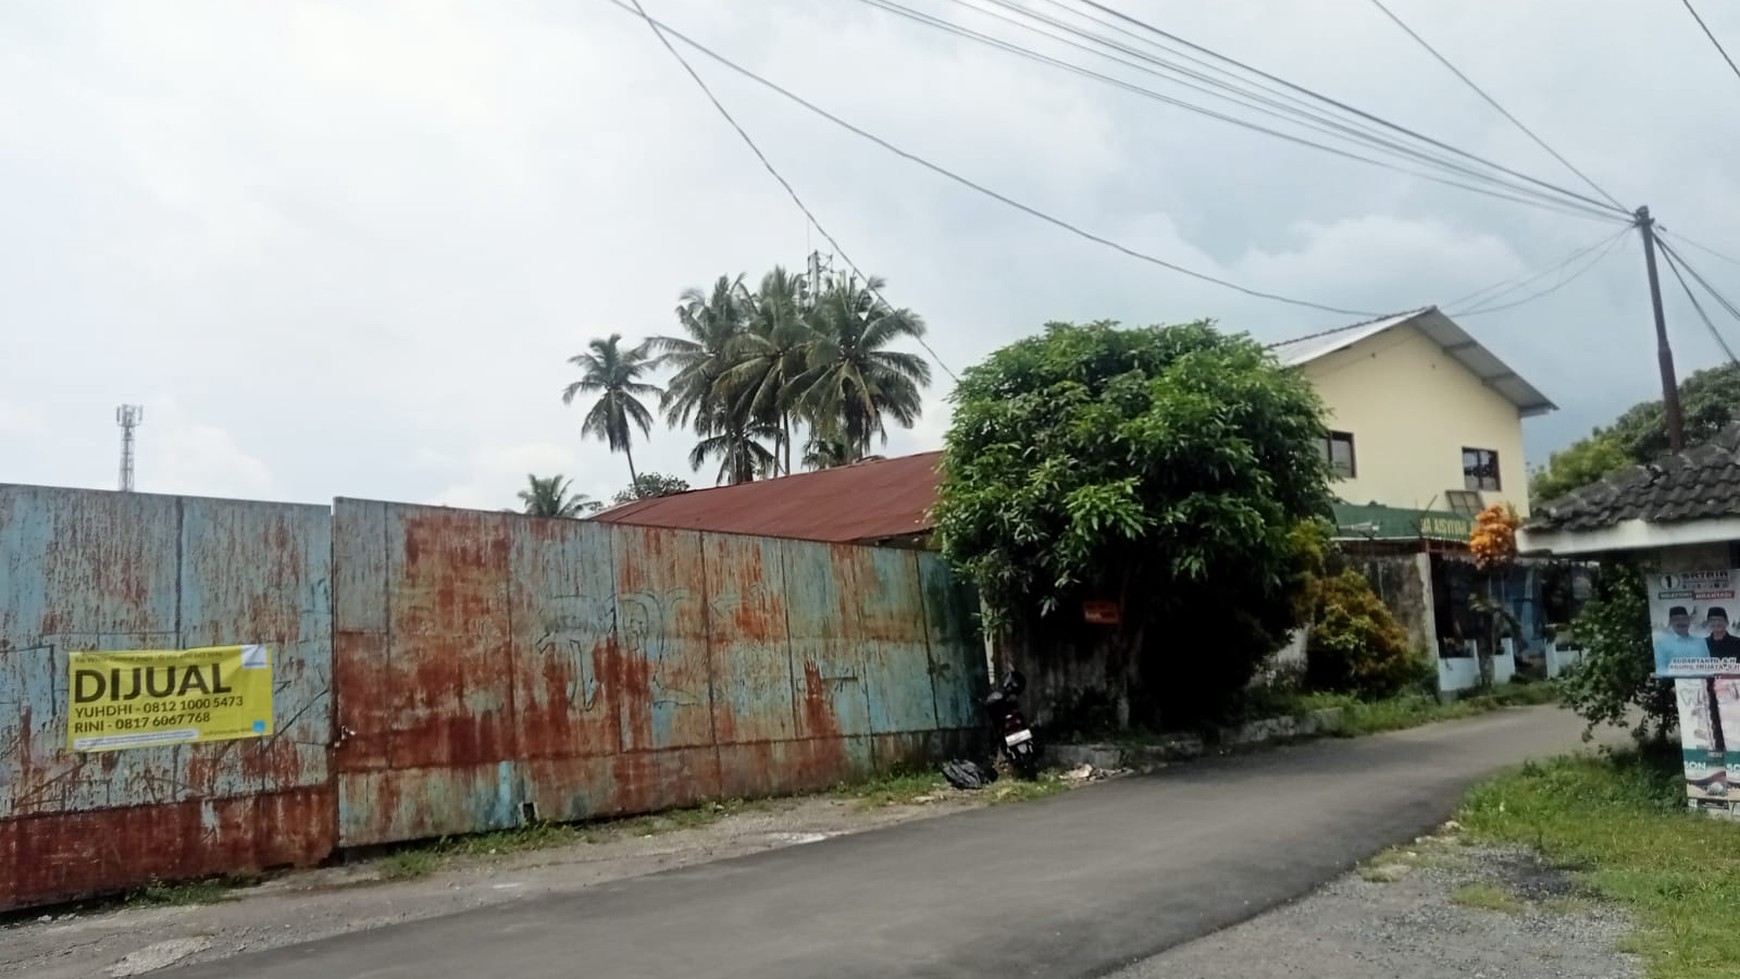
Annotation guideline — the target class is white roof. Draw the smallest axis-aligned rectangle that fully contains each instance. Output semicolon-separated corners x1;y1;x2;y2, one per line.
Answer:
1269;306;1557;417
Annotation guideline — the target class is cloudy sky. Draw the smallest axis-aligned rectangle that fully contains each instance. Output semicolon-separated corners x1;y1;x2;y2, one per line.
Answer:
4;0;1738;509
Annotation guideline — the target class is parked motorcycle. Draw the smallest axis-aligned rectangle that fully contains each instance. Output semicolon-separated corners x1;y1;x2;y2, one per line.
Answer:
983;670;1039;778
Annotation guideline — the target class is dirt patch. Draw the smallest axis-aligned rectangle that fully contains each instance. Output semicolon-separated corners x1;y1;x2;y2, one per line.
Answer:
0;785;1034;979
1112;826;1641;979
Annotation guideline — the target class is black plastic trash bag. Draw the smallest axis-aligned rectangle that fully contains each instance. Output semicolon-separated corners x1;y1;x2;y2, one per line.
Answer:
941;758;998;790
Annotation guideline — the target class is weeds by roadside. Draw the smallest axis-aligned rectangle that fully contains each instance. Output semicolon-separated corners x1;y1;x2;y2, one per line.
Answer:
127;876;258;907
1461;747;1739;979
1450;882;1525;914
1294;681;1559;737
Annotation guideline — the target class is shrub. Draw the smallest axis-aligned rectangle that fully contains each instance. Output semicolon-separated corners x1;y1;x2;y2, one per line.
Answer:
1557;563;1675;742
1306;570;1429;699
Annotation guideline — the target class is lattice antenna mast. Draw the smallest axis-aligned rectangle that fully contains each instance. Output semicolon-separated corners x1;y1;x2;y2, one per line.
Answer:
116;404;144;492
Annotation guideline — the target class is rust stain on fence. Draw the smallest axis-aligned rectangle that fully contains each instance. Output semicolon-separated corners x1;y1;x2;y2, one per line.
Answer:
4;488;984;908
1;485;334;910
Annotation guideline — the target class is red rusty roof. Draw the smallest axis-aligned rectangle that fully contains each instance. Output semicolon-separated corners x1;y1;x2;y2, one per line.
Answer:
592;451;943;544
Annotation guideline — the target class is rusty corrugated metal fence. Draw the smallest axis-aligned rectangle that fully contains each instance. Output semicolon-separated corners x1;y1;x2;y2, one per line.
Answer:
0;487;984;910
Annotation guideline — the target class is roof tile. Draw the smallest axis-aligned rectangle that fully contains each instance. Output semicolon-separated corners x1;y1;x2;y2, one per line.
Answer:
1527;423;1740;532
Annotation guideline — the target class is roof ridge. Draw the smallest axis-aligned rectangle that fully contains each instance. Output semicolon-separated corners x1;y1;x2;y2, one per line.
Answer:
1266;306;1436;350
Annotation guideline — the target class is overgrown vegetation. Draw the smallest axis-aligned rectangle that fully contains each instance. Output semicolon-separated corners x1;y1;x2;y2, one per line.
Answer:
1462;749;1739;979
936;320;1334;729
1304;570;1431;700
1293;682;1558;737
1557;562;1675;741
1530;361;1740;502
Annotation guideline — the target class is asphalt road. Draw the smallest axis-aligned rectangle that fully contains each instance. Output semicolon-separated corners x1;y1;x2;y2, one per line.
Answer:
164;706;1594;979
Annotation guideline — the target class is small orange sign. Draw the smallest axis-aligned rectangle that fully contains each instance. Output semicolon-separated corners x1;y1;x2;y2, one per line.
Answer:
1082;600;1120;625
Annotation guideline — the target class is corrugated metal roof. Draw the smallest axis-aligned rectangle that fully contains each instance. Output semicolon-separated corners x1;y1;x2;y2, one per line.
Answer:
1270;306;1557;417
591;451;944;544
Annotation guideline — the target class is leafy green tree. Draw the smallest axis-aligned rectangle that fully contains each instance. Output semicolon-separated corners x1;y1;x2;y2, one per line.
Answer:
516;474;600;518
1557;563;1675;742
613;472;690;505
562;333;660;484
935;320;1334;727
790;273;930;464
1530;433;1629;503
1532;362;1740;501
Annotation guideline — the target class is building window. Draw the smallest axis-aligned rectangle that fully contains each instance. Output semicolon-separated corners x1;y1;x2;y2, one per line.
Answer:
1320;430;1356;478
1444;489;1483;517
1463;448;1501;491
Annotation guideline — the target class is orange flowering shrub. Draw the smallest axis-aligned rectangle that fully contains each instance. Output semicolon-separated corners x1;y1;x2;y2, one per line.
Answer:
1469;503;1520;570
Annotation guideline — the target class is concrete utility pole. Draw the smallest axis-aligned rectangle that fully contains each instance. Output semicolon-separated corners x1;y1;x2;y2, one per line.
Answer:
116;404;144;492
1636;206;1687;452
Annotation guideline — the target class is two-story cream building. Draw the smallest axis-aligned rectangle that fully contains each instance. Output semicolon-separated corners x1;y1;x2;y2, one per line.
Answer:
1273;306;1554;517
1271;306;1561;691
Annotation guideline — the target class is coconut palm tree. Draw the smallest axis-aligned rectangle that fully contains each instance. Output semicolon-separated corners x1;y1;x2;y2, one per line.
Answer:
791;273;931;463
653;274;749;433
516;474;599;518
720;267;811;475
689;416;781;486
561;333;660;484
800;432;852;471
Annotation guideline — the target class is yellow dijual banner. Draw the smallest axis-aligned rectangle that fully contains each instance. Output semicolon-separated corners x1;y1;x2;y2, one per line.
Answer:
67;644;274;752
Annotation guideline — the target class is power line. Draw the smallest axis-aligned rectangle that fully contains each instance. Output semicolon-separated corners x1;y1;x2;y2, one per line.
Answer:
1678;0;1740;86
1443;226;1632;311
1366;0;1626;210
1659;237;1740;336
858;0;1626;223
1660;229;1740;271
978;0;1623;220
1072;0;1634;219
1656;239;1740;363
1451;229;1630;316
608;0;1384;317
622;0;958;382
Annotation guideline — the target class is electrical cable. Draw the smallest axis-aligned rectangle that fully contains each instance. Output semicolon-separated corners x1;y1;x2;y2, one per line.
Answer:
1071;0;1635;219
859;0;1621;222
1367;0;1626;211
1658;238;1740;334
622;0;959;382
1659;229;1740;272
607;0;1386;317
858;0;1627;223
1451;230;1630;316
1657;240;1740;363
970;0;1622;219
1678;0;1740;87
1443;226;1632;312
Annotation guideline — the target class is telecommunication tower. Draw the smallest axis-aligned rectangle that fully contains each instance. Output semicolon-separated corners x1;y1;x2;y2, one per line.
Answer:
116;404;144;492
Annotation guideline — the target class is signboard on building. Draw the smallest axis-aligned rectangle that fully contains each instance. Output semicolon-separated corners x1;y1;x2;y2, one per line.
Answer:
66;644;274;752
1082;600;1121;625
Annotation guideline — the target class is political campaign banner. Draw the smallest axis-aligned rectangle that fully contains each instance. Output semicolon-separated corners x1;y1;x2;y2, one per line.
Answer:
1674;678;1728;807
66;644;274;752
1645;570;1740;676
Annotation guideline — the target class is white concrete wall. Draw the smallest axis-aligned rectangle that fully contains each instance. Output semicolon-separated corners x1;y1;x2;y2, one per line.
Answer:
1303;323;1532;516
1439;639;1517;693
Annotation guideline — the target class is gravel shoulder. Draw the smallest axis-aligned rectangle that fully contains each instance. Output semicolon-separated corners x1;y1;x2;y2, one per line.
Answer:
1114;823;1642;979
